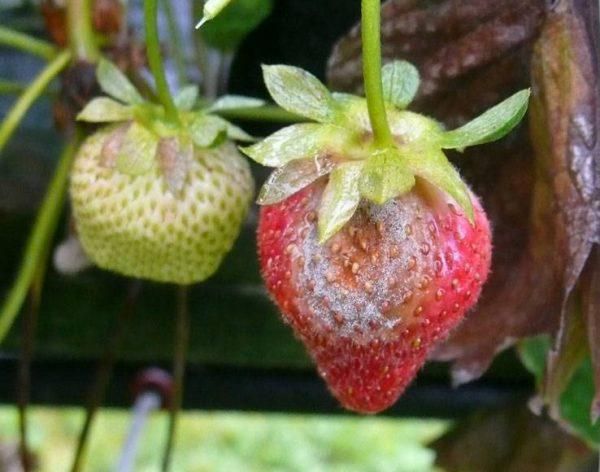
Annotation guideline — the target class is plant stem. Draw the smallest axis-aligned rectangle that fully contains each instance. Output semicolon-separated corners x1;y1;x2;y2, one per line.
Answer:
66;0;100;61
216;105;301;123
0;135;79;345
361;0;394;148
144;0;179;123
161;286;189;472
70;281;141;472
0;26;56;60
160;0;187;86
18;268;44;472
0;50;71;156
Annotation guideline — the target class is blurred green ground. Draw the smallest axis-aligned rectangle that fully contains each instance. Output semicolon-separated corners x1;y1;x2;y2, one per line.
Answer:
0;407;448;471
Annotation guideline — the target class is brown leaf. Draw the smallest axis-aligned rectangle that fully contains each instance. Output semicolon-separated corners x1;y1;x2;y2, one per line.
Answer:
581;245;600;421
157;137;193;195
326;0;600;385
433;404;595;472
100;123;130;169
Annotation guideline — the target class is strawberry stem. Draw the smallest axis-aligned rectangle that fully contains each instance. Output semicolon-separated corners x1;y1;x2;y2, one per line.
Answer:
0;135;79;345
0;26;57;60
67;0;100;62
0;50;71;157
361;0;394;148
144;0;180;123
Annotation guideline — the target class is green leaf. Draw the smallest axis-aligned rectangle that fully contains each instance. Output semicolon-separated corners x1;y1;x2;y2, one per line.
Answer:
200;0;273;51
441;89;531;149
241;123;341;167
76;97;133;122
404;148;474;222
381;61;420;109
96;58;144;105
189;115;228;148
208;95;266;112
262;65;336;123
258;156;335;205
519;337;600;447
318;162;363;243
116;122;158;176
359;148;416;205
196;0;233;28
220;119;255;142
174;85;199;111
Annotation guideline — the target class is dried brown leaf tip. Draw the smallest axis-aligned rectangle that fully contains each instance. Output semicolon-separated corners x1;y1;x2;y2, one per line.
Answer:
327;0;600;402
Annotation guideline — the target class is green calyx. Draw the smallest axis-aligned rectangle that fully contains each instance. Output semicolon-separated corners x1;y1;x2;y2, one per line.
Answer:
241;61;531;243
77;58;261;193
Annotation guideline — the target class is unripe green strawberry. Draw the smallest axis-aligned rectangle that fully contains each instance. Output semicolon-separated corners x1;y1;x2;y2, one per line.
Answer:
70;59;261;284
70;126;253;284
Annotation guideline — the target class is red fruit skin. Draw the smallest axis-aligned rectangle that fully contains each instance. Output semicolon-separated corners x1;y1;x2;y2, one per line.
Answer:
258;178;492;414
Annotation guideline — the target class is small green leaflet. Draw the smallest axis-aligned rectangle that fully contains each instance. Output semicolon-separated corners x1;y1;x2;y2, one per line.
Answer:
208;95;266;112
116;122;158;176
359;148;415;205
262;65;336;123
258;156;335;205
403;148;474;222
189;115;228;148
318;162;364;243
241;123;339;167
200;0;273;51
196;0;233;28
97;58;144;105
77;97;133;122
442;89;531;149
381;61;420;109
174;85;199;111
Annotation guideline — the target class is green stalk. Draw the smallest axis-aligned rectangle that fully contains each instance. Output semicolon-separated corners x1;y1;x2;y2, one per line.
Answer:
160;0;187;86
0;137;80;344
161;286;189;472
0;26;56;60
66;0;100;61
0;50;71;156
216;105;301;123
144;0;179;123
361;0;394;148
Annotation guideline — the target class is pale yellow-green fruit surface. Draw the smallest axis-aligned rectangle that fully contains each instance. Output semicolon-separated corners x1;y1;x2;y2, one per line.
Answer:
70;127;254;284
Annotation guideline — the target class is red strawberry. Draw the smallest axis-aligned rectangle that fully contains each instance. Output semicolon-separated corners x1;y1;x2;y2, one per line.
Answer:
258;179;491;413
243;63;528;413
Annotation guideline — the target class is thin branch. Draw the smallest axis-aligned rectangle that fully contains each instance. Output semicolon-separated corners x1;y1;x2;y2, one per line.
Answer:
70;281;142;472
0;50;71;156
161;286;189;472
0;26;56;60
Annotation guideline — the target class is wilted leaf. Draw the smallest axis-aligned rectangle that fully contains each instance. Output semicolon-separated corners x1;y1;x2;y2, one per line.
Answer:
157;136;192;195
116;122;158;176
262;65;336;123
100;123;130;168
77;97;133;122
519;336;600;446
318;162;363;243
581;246;600;421
96;58;144;105
258;156;335;205
433;404;595;471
